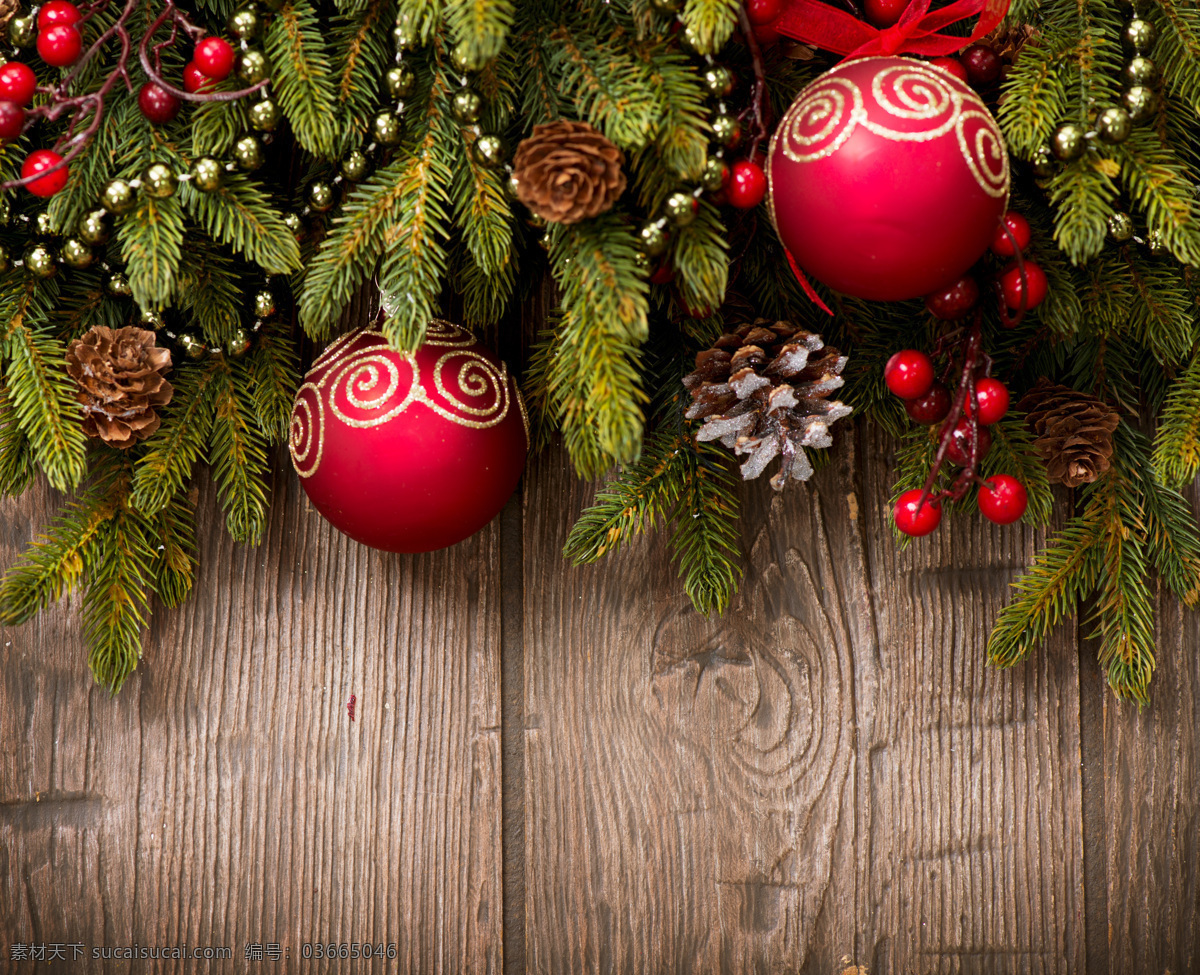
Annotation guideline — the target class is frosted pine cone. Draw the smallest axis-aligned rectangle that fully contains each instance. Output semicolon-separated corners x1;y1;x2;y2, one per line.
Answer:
684;320;852;490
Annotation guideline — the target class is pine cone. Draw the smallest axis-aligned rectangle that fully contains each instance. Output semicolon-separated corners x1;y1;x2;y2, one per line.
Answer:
684;319;852;490
65;326;174;449
511;121;627;225
1017;378;1119;488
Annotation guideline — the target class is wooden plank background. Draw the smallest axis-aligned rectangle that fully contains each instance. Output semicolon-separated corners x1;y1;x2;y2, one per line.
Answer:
2;338;1198;971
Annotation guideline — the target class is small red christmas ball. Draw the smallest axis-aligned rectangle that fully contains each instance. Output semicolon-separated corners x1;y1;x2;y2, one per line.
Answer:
37;1;81;29
37;25;82;67
1000;259;1048;310
138;82;181;124
22;149;68;196
885;349;935;399
905;381;951;425
894;489;942;537
768;57;1010;301
990;210;1031;256
0;63;37;105
944;416;992;466
977;474;1027;525
925;275;979;320
972;376;1009;425
0;101;24;141
961;44;1002;86
929;57;968;84
183;61;213;93
864;0;907;27
745;0;783;25
290;321;529;553
194;36;235;81
728;159;767;209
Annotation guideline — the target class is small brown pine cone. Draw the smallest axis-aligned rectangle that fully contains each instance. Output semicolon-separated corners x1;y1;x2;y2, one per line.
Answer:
511;121;627;225
1017;378;1119;488
65;326;174;449
684;319;852;490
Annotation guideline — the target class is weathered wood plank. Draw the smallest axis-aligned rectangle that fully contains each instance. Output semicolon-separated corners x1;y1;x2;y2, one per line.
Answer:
1099;481;1200;974
523;426;1089;973
856;426;1086;973
0;460;504;973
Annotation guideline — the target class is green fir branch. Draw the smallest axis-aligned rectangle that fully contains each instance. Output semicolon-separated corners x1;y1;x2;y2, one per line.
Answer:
117;188;185;311
1153;350;1200;487
265;0;341;159
445;0;514;67
208;358;272;544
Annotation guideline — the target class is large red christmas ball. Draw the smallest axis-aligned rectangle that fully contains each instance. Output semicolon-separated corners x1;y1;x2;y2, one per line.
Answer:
289;321;528;553
767;56;1010;301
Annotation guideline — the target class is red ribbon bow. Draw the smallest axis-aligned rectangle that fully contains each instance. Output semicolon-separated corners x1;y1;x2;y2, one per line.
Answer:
774;0;1009;60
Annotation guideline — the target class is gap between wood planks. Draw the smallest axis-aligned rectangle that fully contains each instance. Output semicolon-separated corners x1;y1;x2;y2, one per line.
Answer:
1077;601;1110;975
499;490;526;975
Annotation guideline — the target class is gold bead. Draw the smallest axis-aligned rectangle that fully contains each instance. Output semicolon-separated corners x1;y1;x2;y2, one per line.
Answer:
140;308;166;329
701;156;729;192
385;63;416;100
248;97;280;132
227;327;252;357
450;42;482;74
1050;123;1087;162
451;87;483;125
236;48;271;85
227;6;261;40
105;271;132;297
702;66;734;98
178;332;207;360
1147;229;1168;255
142;162;178;198
1122;56;1159;87
102;179;138;215
1122;18;1157;54
1107;211;1134;241
664;191;697;227
8;14;34;47
1123;84;1159;123
340;148;370;182
637;220;670;257
282;211;304;234
253;289;276;319
233;135;265;171
710;113;741;150
372;111;403;146
190;156;224;192
1095;106;1132;144
60;237;94;269
78;208;111;245
23;243;56;278
472;134;504;169
306;180;335;213
0;243;11;272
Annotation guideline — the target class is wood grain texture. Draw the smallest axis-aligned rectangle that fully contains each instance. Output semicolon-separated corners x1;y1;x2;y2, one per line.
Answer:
522;426;1092;974
1099;480;1200;974
0;461;504;974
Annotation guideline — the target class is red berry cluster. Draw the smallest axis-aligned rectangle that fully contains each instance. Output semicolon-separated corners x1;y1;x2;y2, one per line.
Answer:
884;349;1028;535
36;1;84;69
185;36;235;93
744;0;784;46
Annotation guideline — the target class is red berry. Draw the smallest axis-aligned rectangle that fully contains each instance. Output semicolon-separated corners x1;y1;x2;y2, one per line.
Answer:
977;474;1028;525
961;44;1002;86
894;489;942;537
0;100;24;141
904;382;951;425
194;36;235;81
971;377;1010;425
727;159;766;209
0;63;37;105
21;149;68;197
944;417;992;466
925;275;979;320
999;259;1049;311
37;24;82;67
37;1;81;29
864;0;907;27
183;61;213;93
929;57;968;84
649;264;674;285
744;0;782;25
138;82;181;124
991;210;1032;257
884;349;935;399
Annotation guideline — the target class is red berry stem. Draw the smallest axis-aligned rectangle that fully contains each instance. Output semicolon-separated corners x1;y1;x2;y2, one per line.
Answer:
735;4;769;160
138;1;267;103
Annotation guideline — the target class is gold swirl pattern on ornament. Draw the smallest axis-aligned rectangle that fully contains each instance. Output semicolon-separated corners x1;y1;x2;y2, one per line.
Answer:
423;318;478;348
289;330;516;479
775;61;1010;199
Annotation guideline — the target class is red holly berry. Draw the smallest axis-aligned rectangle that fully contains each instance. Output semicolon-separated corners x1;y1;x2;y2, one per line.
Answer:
0;63;37;106
138;82;181;124
977;474;1028;525
22;149;68;197
990;210;1032;257
893;489;942;537
885;349;935;399
971;377;1010;425
183;61;214;93
37;24;83;68
744;0;783;25
864;0;907;27
753;19;780;45
929;57;968;83
944;417;992;466
194;37;235;81
961;44;1002;86
904;382;951;425
925;275;979;320
37;1;82;29
0;101;25;141
999;259;1049;311
649;264;674;285
727;159;766;209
